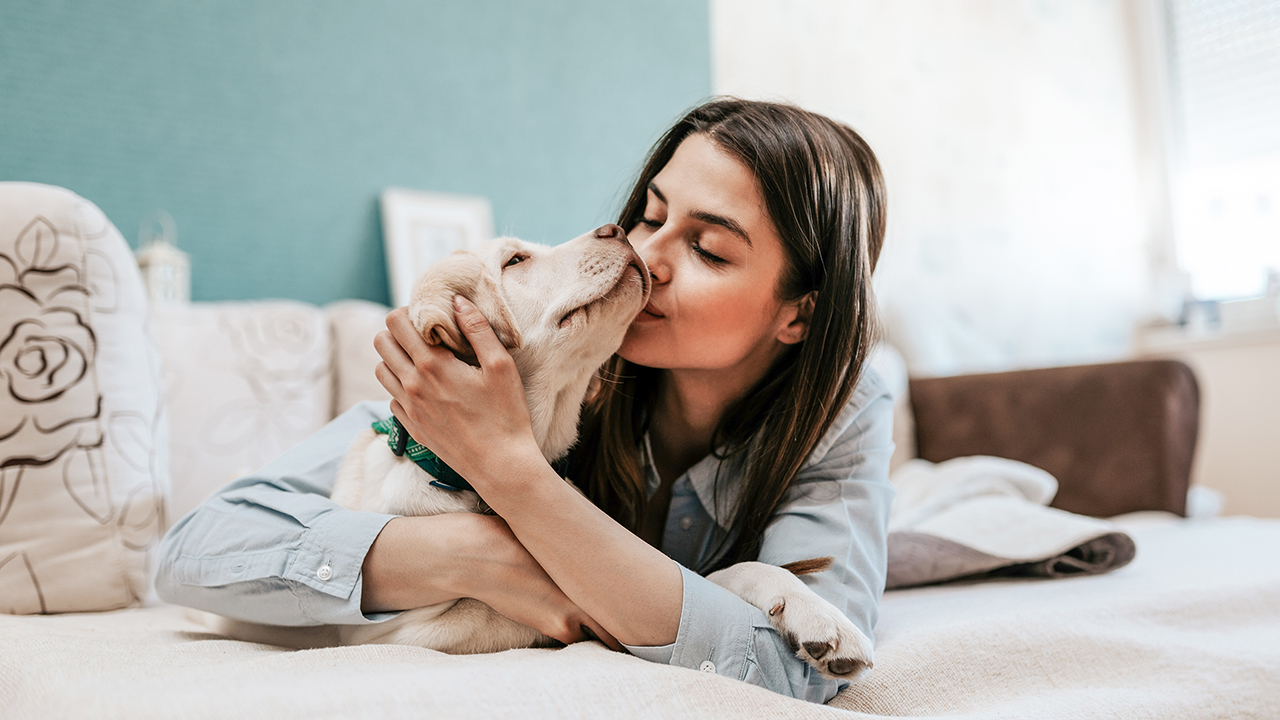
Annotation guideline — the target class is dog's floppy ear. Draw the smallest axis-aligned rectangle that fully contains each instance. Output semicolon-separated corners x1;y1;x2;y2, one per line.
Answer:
408;250;522;360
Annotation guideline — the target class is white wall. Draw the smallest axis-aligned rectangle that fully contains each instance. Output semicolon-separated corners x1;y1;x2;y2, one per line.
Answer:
1136;328;1280;518
713;0;1158;376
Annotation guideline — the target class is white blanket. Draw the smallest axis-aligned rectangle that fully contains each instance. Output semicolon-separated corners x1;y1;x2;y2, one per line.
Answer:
886;457;1135;588
837;514;1280;718
3;516;1278;719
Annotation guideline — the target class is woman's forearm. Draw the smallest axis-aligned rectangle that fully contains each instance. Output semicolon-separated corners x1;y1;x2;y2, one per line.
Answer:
479;447;683;648
373;301;680;644
360;509;622;648
359;515;470;613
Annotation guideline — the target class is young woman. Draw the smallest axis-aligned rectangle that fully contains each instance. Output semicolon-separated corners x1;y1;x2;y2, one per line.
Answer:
156;98;894;704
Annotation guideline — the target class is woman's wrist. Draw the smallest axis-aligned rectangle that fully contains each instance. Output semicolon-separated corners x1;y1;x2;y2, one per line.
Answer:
360;514;479;613
442;513;509;599
465;436;551;499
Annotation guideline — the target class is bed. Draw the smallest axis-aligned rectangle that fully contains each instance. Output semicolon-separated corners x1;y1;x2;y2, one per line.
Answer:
2;183;1277;719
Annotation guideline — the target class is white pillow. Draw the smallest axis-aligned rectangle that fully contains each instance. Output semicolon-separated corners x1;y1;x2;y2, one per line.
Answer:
0;183;169;614
152;301;332;523
866;343;917;473
326;299;392;417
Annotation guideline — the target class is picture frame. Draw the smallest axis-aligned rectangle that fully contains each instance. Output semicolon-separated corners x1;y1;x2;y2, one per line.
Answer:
380;188;494;307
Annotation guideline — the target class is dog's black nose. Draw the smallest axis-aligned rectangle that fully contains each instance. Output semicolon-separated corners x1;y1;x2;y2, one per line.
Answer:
594;224;625;240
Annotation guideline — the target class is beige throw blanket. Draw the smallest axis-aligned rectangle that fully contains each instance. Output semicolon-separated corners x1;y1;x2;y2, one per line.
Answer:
885;457;1135;589
2;517;1277;719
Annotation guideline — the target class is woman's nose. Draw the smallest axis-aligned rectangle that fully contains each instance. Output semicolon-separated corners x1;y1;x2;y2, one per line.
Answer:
632;232;668;285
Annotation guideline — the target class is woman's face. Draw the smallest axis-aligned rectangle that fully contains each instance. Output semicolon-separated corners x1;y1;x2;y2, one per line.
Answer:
618;134;805;379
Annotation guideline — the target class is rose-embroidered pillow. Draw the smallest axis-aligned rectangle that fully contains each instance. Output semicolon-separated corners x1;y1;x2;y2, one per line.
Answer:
0;182;169;614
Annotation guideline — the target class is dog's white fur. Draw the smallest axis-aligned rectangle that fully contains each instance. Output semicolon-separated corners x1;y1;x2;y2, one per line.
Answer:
213;228;874;680
330;229;652;652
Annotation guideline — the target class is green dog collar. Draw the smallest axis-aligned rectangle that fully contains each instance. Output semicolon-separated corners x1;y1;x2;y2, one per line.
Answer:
371;417;473;493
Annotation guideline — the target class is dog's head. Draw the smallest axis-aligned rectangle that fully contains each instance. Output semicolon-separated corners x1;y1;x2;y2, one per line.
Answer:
408;224;650;459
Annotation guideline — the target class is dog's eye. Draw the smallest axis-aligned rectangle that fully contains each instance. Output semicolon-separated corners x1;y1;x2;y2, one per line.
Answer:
504;254;526;268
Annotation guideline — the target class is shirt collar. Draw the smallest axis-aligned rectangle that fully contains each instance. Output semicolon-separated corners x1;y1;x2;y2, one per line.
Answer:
634;364;886;535
641;432;745;531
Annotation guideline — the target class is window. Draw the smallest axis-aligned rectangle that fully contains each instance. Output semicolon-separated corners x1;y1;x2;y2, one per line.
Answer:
1167;0;1280;300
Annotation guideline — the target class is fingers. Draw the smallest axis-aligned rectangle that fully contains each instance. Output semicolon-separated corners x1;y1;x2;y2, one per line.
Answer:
581;620;623;652
385;307;432;361
544;621;588;647
375;358;406;398
375;309;454;409
375;311;420;384
380;307;447;378
467;518;621;652
540;613;619;651
373;330;413;406
534;590;621;651
388;399;408;427
453;296;508;370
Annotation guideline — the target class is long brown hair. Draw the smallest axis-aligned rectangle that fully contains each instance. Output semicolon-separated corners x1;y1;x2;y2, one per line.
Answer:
566;98;886;573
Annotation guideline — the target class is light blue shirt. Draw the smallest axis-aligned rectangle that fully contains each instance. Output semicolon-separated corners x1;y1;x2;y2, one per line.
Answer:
155;365;895;704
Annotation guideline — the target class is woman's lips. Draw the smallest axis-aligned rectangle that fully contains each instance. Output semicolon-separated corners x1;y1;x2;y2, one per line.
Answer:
637;302;664;321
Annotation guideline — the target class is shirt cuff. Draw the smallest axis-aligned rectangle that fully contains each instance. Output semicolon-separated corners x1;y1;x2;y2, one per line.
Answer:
668;564;758;679
283;507;398;625
621;640;675;664
647;564;845;703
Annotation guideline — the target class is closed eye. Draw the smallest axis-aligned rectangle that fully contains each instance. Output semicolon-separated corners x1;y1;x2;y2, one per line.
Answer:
691;240;726;265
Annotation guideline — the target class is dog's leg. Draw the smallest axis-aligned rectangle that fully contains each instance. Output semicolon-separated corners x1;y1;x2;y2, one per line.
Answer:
338;602;457;647
339;599;553;654
706;560;874;680
435;599;557;653
193;610;340;649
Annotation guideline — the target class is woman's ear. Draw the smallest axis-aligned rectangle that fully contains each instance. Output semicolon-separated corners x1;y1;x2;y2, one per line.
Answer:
776;292;816;345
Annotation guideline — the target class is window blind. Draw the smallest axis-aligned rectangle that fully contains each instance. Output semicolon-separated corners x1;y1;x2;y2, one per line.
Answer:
1166;0;1280;299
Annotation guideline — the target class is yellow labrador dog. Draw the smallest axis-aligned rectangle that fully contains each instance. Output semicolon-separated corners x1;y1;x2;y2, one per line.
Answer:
217;225;872;680
328;224;650;652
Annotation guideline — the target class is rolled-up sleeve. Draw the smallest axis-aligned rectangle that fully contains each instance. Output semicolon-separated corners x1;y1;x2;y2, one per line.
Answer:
625;565;843;703
624;367;896;703
760;368;896;648
154;401;400;626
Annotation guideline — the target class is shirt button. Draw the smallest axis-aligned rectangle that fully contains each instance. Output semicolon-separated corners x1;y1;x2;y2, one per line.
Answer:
679;516;694;531
316;565;333;581
699;660;716;673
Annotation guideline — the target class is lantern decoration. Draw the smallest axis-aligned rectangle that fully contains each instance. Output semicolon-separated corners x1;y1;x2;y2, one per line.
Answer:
134;209;190;305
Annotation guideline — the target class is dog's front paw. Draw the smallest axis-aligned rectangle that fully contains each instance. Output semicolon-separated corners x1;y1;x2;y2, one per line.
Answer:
767;592;874;680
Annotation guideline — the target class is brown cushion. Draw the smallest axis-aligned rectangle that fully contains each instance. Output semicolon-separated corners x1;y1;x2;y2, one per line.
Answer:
909;360;1199;517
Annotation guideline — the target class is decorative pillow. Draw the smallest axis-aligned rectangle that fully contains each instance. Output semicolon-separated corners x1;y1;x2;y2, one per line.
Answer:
0;182;169;614
866;343;917;473
326;299;393;417
152;301;332;522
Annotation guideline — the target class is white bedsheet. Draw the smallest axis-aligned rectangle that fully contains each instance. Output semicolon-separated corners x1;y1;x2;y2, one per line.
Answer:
836;514;1280;717
3;515;1278;719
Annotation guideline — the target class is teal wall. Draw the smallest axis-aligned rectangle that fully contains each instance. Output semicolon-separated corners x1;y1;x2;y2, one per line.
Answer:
0;1;710;304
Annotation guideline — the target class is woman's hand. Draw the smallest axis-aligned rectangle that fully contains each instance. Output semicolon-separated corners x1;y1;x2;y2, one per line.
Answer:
374;299;542;490
370;300;674;650
461;514;621;651
361;513;620;650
